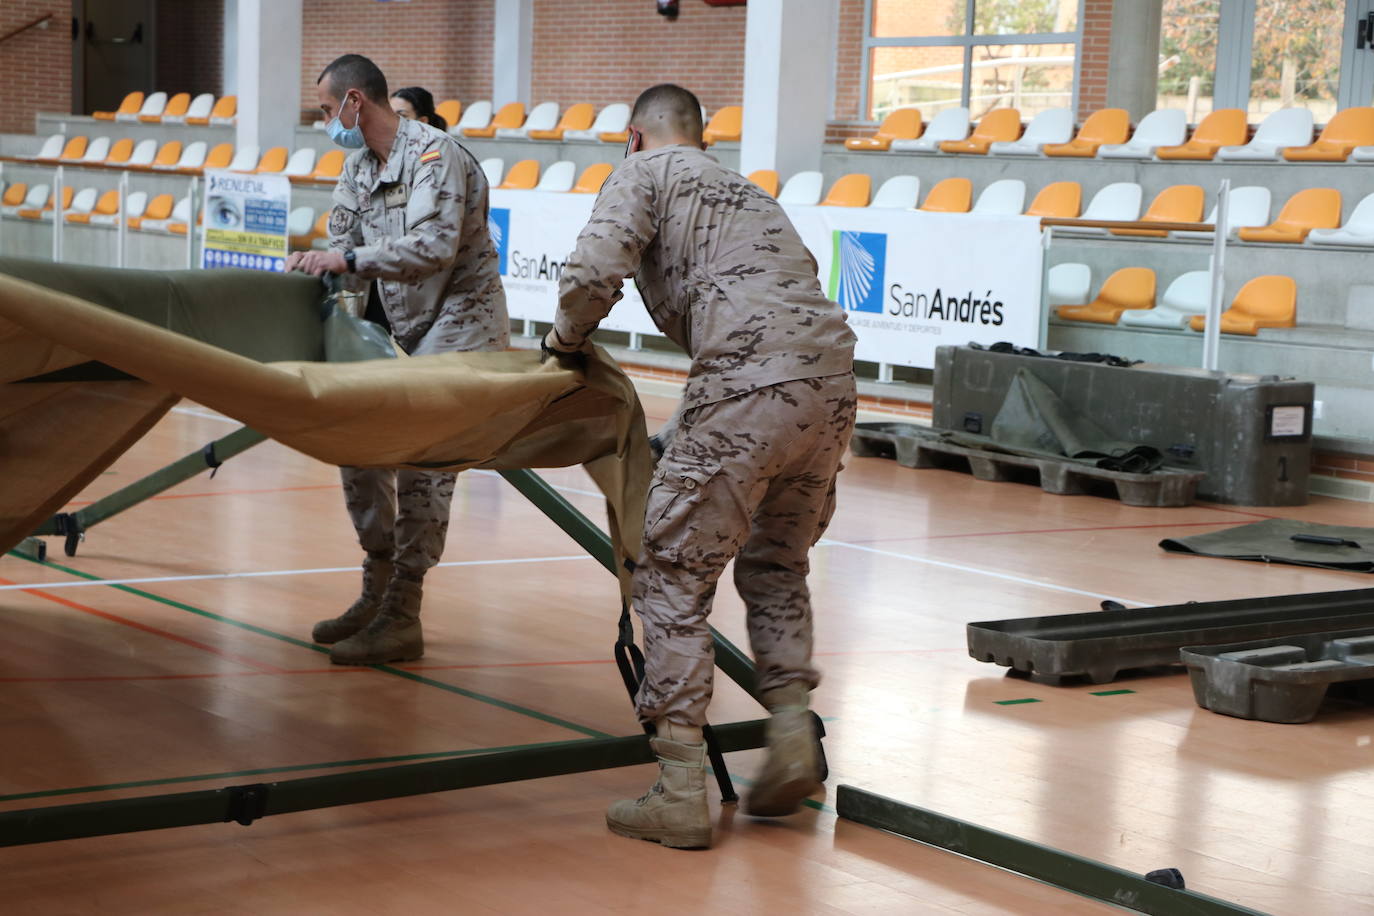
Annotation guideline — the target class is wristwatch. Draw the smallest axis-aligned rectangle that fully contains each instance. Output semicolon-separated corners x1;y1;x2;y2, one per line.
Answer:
343;250;357;273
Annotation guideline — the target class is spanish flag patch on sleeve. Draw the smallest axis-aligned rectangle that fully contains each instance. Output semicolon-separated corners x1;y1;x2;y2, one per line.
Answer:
419;150;442;164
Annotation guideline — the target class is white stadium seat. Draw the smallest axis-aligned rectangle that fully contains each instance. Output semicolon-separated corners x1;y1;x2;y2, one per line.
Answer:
565;103;631;141
480;157;505;186
971;178;1026;215
128;138;158;166
283;148;318;177
142;195;191;233
65;187;98;218
869;175;920;209
165;141;208;171
287;206;316;236
1047;263;1092;306
497;101;559;139
989;107;1073;156
1121;270;1211;328
777;171;823;205
81;137;112;162
5;183;48;216
535;160;577;192
453;101;493;135
1054;182;1142;236
1098;109;1187;159
34;134;64;160
1217;107;1314;161
227;145;260;172
890;107;970;153
1308;192;1374;247
1174;186;1272;240
168;93;214;124
121;91;167;123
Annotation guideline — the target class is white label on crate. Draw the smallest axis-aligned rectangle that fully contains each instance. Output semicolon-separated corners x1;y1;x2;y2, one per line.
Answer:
1271;406;1306;437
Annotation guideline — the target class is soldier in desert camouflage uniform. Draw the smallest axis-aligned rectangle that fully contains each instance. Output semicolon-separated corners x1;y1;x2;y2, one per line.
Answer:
288;55;508;666
544;84;857;849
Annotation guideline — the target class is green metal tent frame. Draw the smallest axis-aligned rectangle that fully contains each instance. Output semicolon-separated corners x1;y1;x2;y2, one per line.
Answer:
3;426;810;847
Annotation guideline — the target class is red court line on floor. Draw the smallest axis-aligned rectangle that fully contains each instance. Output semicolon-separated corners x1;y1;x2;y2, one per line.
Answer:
836;518;1256;545
63;483;343;508
0;577;287;674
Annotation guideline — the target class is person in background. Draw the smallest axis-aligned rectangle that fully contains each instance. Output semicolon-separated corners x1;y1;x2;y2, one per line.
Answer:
391;86;448;133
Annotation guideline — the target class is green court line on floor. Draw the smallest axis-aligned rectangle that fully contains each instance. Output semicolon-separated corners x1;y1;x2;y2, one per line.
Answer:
13;553;609;739
994;698;1042;705
1090;689;1136;696
0;739;580;803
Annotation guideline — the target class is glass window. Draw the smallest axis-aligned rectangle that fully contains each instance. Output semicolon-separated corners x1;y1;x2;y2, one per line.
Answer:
1247;0;1342;121
972;0;1077;36
872;0;966;39
970;43;1076;118
870;45;967;120
1158;0;1220;121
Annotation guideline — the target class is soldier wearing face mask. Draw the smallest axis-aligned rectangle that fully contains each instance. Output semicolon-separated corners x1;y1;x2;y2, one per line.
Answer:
287;54;508;666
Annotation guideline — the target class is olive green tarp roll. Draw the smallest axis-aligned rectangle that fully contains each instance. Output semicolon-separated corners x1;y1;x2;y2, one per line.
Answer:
1160;519;1374;573
0;260;650;599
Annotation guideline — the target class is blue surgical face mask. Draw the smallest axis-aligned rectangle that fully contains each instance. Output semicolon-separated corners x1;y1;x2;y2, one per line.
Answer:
327;95;365;149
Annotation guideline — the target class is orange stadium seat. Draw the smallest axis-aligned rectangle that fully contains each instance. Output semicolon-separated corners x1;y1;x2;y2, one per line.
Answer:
919;177;972;212
104;138;135;166
57;136;89;162
1110;184;1205;237
93;92;143;121
127;193;174;230
1056;267;1155;324
66;189;120;225
571;162;613;194
142;92;190;123
529;103;594;141
312;150;346;180
1155;108;1248;160
255;147;289;173
1283;107;1374;162
151;141;183;169
200;143;234;172
1189;275;1296;335
1025;181;1082;218
465;102;525;138
188;95;236;126
435;99;462;128
497;159;540;190
1237;188;1341;243
939;108;1021;154
1043;108;1130;157
820;173;871;207
846;108;923;151
748;169;780;197
1;183;27;209
703;106;743;144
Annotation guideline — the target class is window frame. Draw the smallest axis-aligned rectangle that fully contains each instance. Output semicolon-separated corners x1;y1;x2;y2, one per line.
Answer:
860;0;1086;124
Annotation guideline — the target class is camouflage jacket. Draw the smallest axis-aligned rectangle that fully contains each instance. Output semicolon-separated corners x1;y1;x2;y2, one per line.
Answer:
329;117;509;354
554;145;855;409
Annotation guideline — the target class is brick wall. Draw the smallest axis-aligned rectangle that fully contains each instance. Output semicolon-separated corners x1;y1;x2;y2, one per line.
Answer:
1;2;72;134
529;0;746;113
1077;0;1112;119
156;0;224;99
299;0;493;123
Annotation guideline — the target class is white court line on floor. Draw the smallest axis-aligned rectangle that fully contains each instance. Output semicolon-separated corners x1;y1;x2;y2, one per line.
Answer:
0;555;594;592
170;405;239;424
816;538;1152;607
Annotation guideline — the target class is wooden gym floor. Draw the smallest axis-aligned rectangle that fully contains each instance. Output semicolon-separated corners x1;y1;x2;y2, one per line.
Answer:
2;388;1373;915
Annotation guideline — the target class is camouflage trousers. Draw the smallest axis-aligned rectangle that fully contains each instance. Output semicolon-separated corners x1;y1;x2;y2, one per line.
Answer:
633;373;857;727
340;467;456;579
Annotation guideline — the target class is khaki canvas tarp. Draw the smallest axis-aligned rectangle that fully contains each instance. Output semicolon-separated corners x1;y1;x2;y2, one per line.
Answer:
0;259;650;595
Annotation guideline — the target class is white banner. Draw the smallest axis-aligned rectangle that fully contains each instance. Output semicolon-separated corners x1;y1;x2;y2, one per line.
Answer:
488;190;1044;368
201;170;290;272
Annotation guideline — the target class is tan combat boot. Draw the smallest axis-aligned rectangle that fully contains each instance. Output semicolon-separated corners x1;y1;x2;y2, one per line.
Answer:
329;574;425;665
312;555;394;644
744;682;822;817
606;722;711;849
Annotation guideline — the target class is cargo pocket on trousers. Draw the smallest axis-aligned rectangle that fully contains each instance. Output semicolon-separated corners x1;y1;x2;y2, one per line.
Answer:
643;466;717;562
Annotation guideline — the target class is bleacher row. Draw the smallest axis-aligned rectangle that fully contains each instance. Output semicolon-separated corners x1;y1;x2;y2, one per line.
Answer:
844;105;1374;163
1048;265;1294;336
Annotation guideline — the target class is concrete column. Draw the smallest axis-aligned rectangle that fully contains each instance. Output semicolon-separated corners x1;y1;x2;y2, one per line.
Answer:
1106;0;1162;121
235;0;302;152
493;0;533;107
740;0;837;178
222;0;238;94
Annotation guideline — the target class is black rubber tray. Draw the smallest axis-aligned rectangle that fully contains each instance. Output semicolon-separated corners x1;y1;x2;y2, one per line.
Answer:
967;587;1374;684
850;423;1204;508
1182;628;1374;723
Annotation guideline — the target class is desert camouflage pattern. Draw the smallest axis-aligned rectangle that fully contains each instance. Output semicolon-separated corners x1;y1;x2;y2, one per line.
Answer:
554;145;856;411
340;466;456;578
633;373;857;726
329;115;509;355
